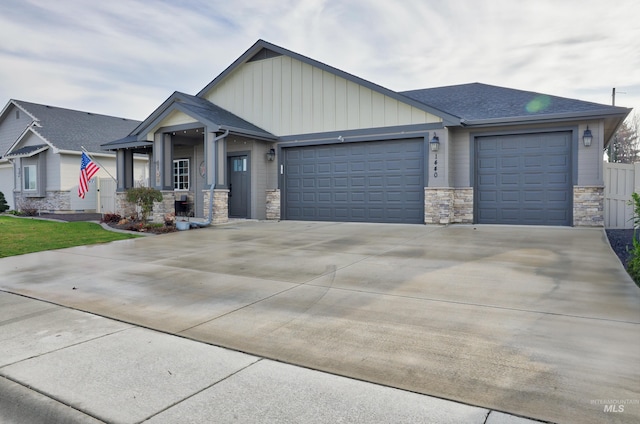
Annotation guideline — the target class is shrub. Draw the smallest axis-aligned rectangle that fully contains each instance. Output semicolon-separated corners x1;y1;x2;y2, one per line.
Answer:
18;199;38;216
0;191;8;213
124;187;163;222
626;192;640;286
101;213;122;224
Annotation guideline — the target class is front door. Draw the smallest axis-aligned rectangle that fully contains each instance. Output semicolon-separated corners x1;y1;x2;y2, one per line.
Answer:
228;154;249;218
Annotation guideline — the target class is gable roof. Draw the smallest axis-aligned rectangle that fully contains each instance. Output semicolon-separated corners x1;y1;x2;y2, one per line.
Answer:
107;91;276;149
401;83;631;125
196;39;462;126
5;100;140;154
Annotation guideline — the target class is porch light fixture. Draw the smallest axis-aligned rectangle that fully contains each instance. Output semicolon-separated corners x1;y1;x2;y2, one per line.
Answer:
266;148;276;161
583;126;593;147
430;134;440;152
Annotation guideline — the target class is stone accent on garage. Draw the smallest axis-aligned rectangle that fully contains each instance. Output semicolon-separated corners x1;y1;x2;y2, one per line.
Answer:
266;189;280;220
425;187;474;225
204;189;229;224
452;188;474;224
573;186;604;227
424;188;454;224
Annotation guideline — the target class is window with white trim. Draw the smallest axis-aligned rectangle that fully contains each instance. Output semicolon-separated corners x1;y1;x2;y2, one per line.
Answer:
23;165;37;191
173;159;189;190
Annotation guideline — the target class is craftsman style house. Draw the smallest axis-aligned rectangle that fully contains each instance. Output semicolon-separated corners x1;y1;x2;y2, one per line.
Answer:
104;40;630;226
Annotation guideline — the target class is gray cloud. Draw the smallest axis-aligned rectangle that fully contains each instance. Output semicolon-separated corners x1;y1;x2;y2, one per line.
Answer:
0;0;637;120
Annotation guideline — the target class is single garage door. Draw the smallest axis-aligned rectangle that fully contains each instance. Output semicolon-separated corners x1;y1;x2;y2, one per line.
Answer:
284;139;424;223
476;132;572;226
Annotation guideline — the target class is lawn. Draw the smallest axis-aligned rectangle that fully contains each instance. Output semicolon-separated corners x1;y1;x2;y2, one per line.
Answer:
0;216;140;258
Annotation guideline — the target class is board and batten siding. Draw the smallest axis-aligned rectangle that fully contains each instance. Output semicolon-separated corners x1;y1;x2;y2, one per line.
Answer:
202;55;441;137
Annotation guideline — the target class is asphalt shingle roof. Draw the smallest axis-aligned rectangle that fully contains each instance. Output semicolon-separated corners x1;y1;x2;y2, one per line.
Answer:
14;100;141;152
401;83;626;123
4;144;48;157
176;93;275;138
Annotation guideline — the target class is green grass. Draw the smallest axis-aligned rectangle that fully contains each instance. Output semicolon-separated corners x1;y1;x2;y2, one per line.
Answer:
0;216;140;258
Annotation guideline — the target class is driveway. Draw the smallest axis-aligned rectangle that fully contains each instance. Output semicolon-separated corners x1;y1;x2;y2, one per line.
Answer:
1;222;638;423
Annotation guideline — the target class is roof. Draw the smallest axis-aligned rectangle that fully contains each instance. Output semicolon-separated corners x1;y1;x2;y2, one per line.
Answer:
9;100;141;153
4;144;48;158
401;83;631;125
109;92;276;149
176;92;275;138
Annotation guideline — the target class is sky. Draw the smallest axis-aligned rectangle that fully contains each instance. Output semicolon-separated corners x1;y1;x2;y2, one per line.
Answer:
1;0;638;122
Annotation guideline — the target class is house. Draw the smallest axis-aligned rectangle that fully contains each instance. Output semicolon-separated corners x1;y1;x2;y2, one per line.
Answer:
0;100;146;213
103;40;631;226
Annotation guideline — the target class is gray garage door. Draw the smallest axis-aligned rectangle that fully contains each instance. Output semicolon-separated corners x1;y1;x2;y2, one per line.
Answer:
284;139;424;223
476;132;572;226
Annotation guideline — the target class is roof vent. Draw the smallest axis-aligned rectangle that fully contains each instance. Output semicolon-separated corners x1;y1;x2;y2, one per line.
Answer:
248;48;282;63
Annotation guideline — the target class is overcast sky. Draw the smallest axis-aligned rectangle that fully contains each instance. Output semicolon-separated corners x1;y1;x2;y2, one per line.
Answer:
1;0;638;122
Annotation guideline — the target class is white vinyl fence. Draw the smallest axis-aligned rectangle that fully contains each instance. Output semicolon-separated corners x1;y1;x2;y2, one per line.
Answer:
603;162;640;229
98;178;117;215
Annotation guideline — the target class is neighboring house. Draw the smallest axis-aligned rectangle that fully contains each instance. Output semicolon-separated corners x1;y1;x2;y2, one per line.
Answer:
0;100;145;213
103;40;631;226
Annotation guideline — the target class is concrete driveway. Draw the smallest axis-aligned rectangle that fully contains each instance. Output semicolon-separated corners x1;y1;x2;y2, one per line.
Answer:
1;221;638;423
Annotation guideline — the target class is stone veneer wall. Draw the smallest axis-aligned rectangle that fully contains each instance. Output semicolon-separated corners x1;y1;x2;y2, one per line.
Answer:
266;189;281;220
151;191;178;222
203;189;229;224
115;192;136;218
424;188;454;224
424;187;474;225
573;186;604;227
452;188;473;224
15;191;72;212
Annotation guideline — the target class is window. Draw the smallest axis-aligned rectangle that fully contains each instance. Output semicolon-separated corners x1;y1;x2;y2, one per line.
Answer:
173;159;189;190
232;157;247;172
23;165;37;191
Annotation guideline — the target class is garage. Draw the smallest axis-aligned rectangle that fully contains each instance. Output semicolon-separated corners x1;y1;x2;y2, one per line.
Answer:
284;139;424;223
476;131;573;226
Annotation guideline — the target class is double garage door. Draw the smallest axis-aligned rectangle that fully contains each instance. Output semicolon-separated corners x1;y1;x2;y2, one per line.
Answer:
284;139;424;223
476;131;572;226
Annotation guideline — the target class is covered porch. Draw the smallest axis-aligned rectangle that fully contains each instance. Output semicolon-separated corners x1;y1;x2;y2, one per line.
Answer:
102;92;278;223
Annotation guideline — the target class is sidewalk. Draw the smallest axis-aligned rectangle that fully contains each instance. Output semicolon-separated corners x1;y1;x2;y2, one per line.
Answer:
0;291;542;424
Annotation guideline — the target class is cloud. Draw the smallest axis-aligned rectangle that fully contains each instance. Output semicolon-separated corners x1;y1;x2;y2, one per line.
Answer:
0;0;638;119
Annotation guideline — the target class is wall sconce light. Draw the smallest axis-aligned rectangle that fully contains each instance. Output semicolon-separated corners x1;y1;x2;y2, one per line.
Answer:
430;134;440;152
266;148;276;161
583;126;593;147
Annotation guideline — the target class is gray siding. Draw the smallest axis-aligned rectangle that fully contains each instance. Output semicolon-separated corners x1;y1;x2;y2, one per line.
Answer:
0;104;32;156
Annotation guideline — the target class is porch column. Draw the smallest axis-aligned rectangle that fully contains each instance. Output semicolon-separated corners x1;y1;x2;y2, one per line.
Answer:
215;134;227;188
116;150;126;191
152;133;173;190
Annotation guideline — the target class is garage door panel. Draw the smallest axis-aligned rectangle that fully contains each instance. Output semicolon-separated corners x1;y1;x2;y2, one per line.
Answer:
285;139;424;223
476;132;572;226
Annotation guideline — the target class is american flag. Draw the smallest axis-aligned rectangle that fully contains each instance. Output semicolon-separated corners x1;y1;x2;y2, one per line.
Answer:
78;152;100;199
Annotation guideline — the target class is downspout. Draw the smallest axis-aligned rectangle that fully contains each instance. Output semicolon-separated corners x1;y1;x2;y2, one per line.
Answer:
191;129;229;228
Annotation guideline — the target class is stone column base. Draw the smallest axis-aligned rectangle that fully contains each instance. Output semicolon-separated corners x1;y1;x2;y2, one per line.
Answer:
204;189;229;224
573;186;604;227
424;187;473;225
266;189;281;220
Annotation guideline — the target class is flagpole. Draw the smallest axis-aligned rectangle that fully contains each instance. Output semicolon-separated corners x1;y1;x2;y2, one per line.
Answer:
80;146;117;183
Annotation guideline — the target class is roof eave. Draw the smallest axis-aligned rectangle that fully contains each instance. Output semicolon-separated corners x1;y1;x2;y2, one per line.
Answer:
461;108;632;127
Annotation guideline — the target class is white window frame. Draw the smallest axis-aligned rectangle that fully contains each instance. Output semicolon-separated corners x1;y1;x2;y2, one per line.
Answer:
173;159;189;191
23;164;37;191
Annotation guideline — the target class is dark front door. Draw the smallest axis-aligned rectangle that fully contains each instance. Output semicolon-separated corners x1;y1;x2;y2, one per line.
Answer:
228;154;249;218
